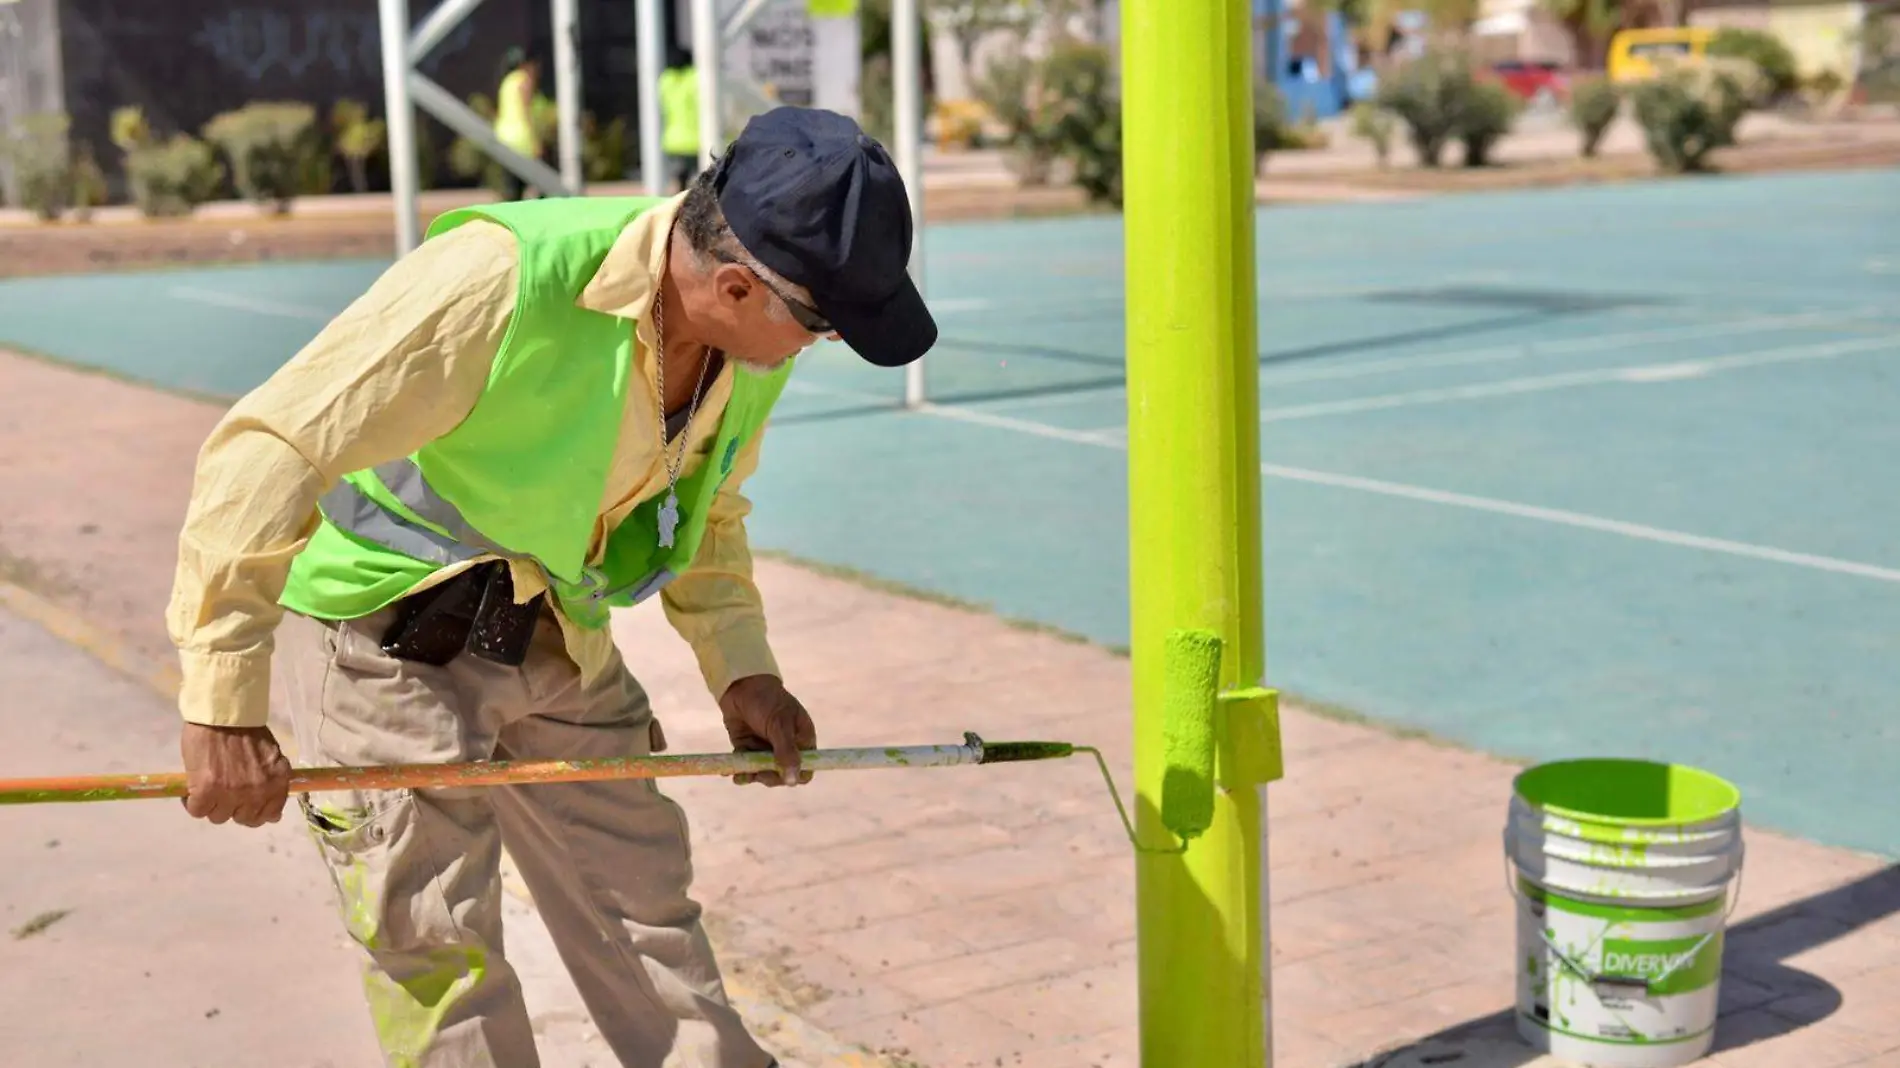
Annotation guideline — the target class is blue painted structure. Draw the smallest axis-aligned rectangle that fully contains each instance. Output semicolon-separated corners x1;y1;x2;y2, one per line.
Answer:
1256;0;1375;120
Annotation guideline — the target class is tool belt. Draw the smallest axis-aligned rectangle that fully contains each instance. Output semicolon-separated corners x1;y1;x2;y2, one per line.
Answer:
379;560;544;667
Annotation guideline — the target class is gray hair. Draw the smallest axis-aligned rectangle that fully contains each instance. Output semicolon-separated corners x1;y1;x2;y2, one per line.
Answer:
676;163;804;321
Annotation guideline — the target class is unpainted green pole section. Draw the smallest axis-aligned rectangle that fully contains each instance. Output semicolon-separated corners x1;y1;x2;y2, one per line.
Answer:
1123;0;1271;1063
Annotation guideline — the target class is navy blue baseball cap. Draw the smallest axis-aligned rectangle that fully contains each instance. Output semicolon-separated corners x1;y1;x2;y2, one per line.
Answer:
712;107;936;368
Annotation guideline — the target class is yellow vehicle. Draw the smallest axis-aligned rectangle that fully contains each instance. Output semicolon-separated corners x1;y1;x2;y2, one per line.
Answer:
1606;26;1717;83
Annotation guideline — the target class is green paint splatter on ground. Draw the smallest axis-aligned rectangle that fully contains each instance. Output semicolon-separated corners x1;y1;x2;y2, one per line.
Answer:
11;908;72;940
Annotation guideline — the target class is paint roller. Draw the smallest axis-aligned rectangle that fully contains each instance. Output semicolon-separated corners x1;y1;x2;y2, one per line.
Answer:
0;631;1264;855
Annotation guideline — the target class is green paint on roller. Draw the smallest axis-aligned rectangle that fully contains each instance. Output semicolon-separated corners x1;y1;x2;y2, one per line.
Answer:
1162;628;1222;841
979;740;1075;764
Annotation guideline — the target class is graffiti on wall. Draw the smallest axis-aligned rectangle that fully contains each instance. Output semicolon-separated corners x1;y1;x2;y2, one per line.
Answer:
190;8;476;84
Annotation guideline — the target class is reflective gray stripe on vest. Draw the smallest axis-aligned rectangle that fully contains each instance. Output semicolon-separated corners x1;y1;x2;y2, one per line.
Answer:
590;568;676;605
318;478;486;569
320;461;676;606
370;459;520;562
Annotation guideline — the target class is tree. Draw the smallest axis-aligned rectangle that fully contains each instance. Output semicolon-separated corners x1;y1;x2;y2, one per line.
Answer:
924;0;1033;73
1317;0;1480;58
1541;0;1623;67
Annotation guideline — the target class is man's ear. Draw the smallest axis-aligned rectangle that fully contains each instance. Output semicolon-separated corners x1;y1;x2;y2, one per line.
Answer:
715;262;756;308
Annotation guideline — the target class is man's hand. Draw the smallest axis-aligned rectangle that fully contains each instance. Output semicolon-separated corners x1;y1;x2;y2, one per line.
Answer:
181;723;293;827
719;674;816;787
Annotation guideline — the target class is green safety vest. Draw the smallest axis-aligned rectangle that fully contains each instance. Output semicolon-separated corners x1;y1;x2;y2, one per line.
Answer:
279;195;793;630
659;67;700;157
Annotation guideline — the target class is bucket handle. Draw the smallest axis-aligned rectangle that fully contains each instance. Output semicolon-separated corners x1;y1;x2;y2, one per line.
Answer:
1504;839;1745;999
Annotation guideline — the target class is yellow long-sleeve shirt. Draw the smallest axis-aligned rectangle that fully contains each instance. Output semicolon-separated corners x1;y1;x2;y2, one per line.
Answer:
166;193;780;728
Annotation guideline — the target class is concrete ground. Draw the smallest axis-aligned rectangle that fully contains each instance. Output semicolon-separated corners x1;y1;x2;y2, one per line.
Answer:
2;350;1898;1067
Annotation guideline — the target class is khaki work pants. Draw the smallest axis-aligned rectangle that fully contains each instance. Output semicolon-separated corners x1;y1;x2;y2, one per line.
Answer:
276;605;773;1068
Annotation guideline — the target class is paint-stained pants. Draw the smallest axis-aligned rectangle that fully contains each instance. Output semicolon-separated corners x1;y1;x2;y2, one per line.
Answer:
276;605;773;1068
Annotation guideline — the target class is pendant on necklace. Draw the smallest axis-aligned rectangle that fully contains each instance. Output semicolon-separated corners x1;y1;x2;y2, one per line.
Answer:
658;491;681;549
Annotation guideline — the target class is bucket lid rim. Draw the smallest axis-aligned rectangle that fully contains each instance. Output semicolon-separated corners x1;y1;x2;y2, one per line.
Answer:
1512;758;1741;827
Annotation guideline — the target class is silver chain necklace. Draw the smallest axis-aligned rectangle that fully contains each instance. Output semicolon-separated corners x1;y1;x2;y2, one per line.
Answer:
650;277;712;549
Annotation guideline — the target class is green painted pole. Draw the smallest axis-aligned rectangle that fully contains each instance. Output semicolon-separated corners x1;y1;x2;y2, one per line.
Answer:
1124;0;1276;1064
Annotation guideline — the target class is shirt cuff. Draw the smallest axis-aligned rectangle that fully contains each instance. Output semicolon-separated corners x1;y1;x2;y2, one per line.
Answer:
689;621;780;701
177;648;274;728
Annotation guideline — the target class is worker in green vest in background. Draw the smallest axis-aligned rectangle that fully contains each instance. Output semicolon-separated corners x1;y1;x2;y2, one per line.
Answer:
494;47;542;200
658;48;701;193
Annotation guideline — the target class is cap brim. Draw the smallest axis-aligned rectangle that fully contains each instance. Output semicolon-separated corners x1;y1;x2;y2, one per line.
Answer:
818;274;937;368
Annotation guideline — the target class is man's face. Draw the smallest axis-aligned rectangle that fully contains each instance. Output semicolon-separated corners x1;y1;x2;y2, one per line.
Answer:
709;255;840;370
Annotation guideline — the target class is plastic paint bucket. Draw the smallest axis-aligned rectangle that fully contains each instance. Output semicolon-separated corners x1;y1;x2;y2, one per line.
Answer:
1504;758;1744;1067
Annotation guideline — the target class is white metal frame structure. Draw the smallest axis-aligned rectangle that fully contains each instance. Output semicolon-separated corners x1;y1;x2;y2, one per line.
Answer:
383;0;927;405
379;0;586;253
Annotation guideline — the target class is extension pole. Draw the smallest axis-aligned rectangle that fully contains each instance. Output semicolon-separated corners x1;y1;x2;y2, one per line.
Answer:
0;737;1077;806
1124;0;1274;1063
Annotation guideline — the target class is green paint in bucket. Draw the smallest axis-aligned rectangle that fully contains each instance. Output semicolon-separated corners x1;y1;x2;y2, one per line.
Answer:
1505;758;1744;1068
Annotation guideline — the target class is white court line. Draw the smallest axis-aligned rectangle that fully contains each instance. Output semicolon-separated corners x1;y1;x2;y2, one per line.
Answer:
924;272;1520;319
1255;334;1900;424
1255;309;1862;388
168;286;332;322
780;381;1900;586
974;308;1865;414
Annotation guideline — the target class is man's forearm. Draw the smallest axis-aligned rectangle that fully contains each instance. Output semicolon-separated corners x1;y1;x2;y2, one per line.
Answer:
167;433;329;727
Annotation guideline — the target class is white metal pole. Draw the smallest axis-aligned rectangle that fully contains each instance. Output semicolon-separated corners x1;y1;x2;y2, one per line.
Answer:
379;0;421;253
636;0;665;193
406;0;489;63
893;0;926;408
551;0;584;192
692;0;720;171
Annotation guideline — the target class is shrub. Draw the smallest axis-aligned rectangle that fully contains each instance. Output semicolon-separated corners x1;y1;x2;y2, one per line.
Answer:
332;99;387;194
125;134;225;217
977;50;1058;184
932;98;986;150
1631;57;1757;172
1031;41;1122;207
1856;17;1900;103
449;93;512;194
1254;81;1289;166
202;102;319;212
3;112;73;221
1802;67;1846;106
531;93;558;148
583;112;629;182
1282;121;1331;151
1567;76;1621;157
1707;28;1798;101
110;106;152;153
859;54;894;147
1458;80;1521;166
1350;102;1398;167
1376;48;1473;167
70;143;109;220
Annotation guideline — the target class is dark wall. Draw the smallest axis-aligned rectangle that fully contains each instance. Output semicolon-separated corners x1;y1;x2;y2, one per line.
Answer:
58;0;648;189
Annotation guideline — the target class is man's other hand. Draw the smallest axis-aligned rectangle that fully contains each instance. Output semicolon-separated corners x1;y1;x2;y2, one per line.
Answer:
181;723;293;826
719;675;817;787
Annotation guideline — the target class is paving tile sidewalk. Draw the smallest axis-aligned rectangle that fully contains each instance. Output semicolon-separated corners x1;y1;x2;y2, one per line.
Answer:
611;567;1900;1068
3;349;1899;1067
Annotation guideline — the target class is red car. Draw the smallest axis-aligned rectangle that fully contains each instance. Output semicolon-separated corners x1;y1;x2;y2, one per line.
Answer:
1490;60;1571;105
